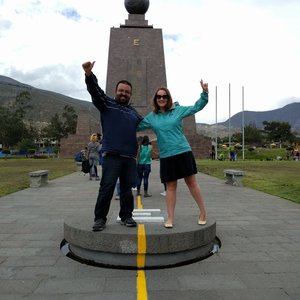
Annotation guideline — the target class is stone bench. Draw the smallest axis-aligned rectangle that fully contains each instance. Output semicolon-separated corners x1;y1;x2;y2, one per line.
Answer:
29;170;49;188
75;162;82;172
223;169;245;187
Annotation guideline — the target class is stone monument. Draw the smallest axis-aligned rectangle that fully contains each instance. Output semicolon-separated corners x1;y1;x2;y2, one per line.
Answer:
106;0;210;158
106;0;165;115
61;0;210;158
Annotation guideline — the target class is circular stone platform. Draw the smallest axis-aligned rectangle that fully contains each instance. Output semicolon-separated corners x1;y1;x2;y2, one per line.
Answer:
63;211;217;269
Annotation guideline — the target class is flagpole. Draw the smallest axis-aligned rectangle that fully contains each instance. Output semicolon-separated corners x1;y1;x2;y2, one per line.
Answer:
228;83;231;148
242;86;245;160
215;86;218;159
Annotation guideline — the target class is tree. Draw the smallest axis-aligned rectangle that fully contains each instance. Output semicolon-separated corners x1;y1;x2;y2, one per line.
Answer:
0;91;35;148
0;106;12;147
62;105;77;135
18;138;37;155
42;105;78;144
244;123;263;145
43;113;65;142
262;121;296;143
0;105;27;148
229;123;263;146
14;91;32;119
12;91;33;142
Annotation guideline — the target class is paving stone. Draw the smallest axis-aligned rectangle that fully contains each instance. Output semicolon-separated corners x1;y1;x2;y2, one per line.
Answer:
0;160;299;298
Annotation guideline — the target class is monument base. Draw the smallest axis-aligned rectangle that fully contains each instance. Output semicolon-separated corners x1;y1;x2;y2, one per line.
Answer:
62;210;219;269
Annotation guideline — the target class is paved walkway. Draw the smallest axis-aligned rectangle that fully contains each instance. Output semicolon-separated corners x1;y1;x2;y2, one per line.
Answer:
0;160;299;299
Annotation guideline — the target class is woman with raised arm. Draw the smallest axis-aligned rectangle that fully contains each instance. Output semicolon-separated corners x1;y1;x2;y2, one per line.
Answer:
137;80;209;228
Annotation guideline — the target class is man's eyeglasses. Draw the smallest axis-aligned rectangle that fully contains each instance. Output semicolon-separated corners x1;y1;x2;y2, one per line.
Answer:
156;95;168;99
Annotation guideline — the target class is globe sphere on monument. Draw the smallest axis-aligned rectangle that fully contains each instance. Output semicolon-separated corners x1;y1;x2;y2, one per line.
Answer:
124;0;150;14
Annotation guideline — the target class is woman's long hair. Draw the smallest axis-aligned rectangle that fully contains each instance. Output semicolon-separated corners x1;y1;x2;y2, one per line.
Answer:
142;135;150;145
152;87;173;113
90;133;98;142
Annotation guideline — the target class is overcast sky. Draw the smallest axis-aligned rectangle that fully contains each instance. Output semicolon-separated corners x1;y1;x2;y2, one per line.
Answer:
1;0;300;124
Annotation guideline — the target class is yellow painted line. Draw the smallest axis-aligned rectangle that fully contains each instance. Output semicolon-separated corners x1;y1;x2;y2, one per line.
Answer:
136;195;148;300
137;224;146;267
137;194;143;209
137;270;148;300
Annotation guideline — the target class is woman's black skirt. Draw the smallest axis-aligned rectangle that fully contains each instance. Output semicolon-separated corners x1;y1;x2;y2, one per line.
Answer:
160;151;197;183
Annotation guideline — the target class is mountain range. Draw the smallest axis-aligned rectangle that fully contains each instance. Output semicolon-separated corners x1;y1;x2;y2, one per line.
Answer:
1;75;299;138
0;75;99;124
220;102;300;131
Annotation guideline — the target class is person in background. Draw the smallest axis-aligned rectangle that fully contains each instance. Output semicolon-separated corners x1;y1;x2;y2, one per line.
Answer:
75;146;87;162
229;146;236;161
210;145;216;160
160;183;167;196
87;133;101;180
137;80;208;228
82;61;143;231
136;135;152;197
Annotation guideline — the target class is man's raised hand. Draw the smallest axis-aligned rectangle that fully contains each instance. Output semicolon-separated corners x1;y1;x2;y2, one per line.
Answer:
82;61;95;76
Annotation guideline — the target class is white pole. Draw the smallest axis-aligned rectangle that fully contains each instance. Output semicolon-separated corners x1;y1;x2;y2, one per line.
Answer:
228;83;231;148
215;86;218;159
242;86;245;160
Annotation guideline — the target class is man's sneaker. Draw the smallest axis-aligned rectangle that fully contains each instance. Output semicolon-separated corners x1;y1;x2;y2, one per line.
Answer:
120;217;137;227
160;191;166;196
92;219;106;231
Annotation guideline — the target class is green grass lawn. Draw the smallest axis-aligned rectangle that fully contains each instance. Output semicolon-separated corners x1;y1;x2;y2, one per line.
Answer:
197;159;300;204
1;157;300;205
0;158;76;197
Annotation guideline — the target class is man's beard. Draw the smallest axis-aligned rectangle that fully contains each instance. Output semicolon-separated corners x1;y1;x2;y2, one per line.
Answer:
115;95;130;105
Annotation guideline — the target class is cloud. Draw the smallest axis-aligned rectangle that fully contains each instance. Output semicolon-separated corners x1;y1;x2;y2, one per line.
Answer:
0;19;12;31
164;34;180;42
0;0;300;124
60;7;81;21
7;63;88;100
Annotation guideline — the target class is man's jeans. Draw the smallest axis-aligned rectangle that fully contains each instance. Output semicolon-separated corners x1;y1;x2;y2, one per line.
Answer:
94;154;136;222
137;163;151;191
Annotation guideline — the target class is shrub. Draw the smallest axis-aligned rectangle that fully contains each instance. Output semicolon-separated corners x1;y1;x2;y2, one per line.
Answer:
2;149;10;155
28;149;36;155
